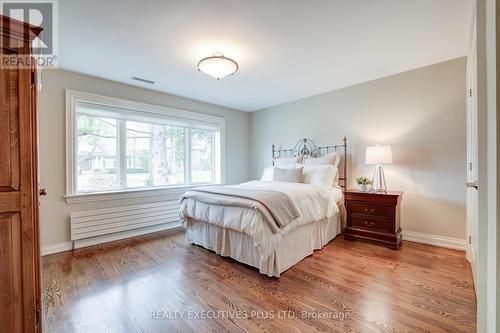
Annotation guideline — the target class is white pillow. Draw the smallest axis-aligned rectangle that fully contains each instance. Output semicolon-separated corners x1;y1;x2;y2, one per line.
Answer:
261;166;275;181
273;167;304;183
261;164;302;181
303;164;338;187
274;156;300;167
303;152;338;166
333;153;342;168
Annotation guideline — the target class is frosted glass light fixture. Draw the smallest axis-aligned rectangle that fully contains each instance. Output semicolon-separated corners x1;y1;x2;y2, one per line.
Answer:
197;53;239;80
365;145;393;193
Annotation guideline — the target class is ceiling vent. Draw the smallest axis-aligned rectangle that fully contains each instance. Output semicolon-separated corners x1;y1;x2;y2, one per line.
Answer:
131;76;155;84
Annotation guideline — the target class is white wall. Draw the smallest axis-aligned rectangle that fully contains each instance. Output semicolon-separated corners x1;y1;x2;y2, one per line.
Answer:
38;69;251;247
40;59;468;248
250;57;467;240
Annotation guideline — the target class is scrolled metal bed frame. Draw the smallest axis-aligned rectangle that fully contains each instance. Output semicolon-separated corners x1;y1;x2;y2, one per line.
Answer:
272;137;348;190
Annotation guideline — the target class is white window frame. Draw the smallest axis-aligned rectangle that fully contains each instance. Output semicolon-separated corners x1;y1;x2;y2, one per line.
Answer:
65;90;225;203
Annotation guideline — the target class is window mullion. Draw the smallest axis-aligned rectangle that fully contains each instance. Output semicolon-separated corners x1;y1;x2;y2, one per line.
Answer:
73;112;79;193
118;120;127;189
185;128;191;185
213;131;217;183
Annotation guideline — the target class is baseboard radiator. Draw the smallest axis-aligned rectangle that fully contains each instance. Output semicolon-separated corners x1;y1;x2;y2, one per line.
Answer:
70;201;182;249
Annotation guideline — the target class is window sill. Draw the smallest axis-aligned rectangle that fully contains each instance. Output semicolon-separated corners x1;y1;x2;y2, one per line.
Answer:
64;184;219;204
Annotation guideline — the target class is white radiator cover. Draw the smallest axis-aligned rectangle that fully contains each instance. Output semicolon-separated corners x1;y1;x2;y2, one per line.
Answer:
70;200;181;248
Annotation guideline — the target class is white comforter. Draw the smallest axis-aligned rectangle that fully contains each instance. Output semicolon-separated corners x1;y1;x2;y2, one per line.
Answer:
181;180;343;258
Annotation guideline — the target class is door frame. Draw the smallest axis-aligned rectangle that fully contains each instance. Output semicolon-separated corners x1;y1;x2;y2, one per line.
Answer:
474;0;498;331
466;15;478;285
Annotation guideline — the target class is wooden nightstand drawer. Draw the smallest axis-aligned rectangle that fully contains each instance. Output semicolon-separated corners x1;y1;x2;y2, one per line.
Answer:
348;202;392;219
351;216;389;232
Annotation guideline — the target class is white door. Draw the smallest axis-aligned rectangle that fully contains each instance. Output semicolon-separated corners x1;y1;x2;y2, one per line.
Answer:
466;26;478;286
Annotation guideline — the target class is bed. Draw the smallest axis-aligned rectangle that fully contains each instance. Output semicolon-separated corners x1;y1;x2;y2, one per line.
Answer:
180;138;347;277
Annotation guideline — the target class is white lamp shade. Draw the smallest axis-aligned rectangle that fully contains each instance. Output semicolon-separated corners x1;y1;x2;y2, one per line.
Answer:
365;145;393;165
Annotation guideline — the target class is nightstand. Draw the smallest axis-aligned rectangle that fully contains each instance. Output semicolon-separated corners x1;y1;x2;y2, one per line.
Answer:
344;190;403;249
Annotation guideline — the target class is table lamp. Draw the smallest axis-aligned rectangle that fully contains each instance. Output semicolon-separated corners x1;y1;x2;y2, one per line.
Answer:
365;145;393;193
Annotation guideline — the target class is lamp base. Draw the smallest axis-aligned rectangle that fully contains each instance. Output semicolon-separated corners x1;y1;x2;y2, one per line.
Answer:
371;165;387;193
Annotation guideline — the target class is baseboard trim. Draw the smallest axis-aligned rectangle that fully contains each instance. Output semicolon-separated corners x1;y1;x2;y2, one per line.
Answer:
43;227;465;254
402;230;467;250
72;221;183;250
42;241;73;256
42;221;183;256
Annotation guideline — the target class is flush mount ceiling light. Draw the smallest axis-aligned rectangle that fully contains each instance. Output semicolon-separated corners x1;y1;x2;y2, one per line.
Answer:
197;53;239;80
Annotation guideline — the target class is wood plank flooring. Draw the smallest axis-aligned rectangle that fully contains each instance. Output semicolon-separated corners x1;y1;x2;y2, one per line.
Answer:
42;229;476;332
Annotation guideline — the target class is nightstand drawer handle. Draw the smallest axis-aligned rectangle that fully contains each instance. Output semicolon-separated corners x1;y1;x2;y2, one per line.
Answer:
364;208;375;214
364;220;375;227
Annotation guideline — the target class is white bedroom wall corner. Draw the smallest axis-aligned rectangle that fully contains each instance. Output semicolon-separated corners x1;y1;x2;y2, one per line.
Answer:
39;69;252;249
250;58;467;242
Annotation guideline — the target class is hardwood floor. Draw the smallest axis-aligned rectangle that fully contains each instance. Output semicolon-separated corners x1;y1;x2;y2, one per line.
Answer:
42;229;476;333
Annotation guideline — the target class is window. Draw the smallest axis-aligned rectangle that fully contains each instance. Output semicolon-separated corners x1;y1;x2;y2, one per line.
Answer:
77;115;119;192
125;121;185;188
66;90;224;196
190;128;215;184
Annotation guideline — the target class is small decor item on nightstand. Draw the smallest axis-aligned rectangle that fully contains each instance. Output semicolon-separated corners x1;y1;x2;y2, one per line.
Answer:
355;176;372;192
365;145;393;193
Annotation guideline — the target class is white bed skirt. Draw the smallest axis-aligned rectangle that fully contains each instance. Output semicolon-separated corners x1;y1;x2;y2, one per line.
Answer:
185;213;342;277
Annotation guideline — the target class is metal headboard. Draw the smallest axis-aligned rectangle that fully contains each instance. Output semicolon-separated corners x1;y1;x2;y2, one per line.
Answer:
272;137;348;190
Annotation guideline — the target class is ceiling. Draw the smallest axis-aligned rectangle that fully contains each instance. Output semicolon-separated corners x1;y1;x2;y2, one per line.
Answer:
57;0;473;112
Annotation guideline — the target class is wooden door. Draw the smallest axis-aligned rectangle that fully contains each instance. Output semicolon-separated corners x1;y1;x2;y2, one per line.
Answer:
0;15;43;332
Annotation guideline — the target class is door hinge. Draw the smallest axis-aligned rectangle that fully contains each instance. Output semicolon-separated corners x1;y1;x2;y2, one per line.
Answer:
469;162;473;171
469;88;472;97
469;236;472;244
35;303;41;329
31;70;36;87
